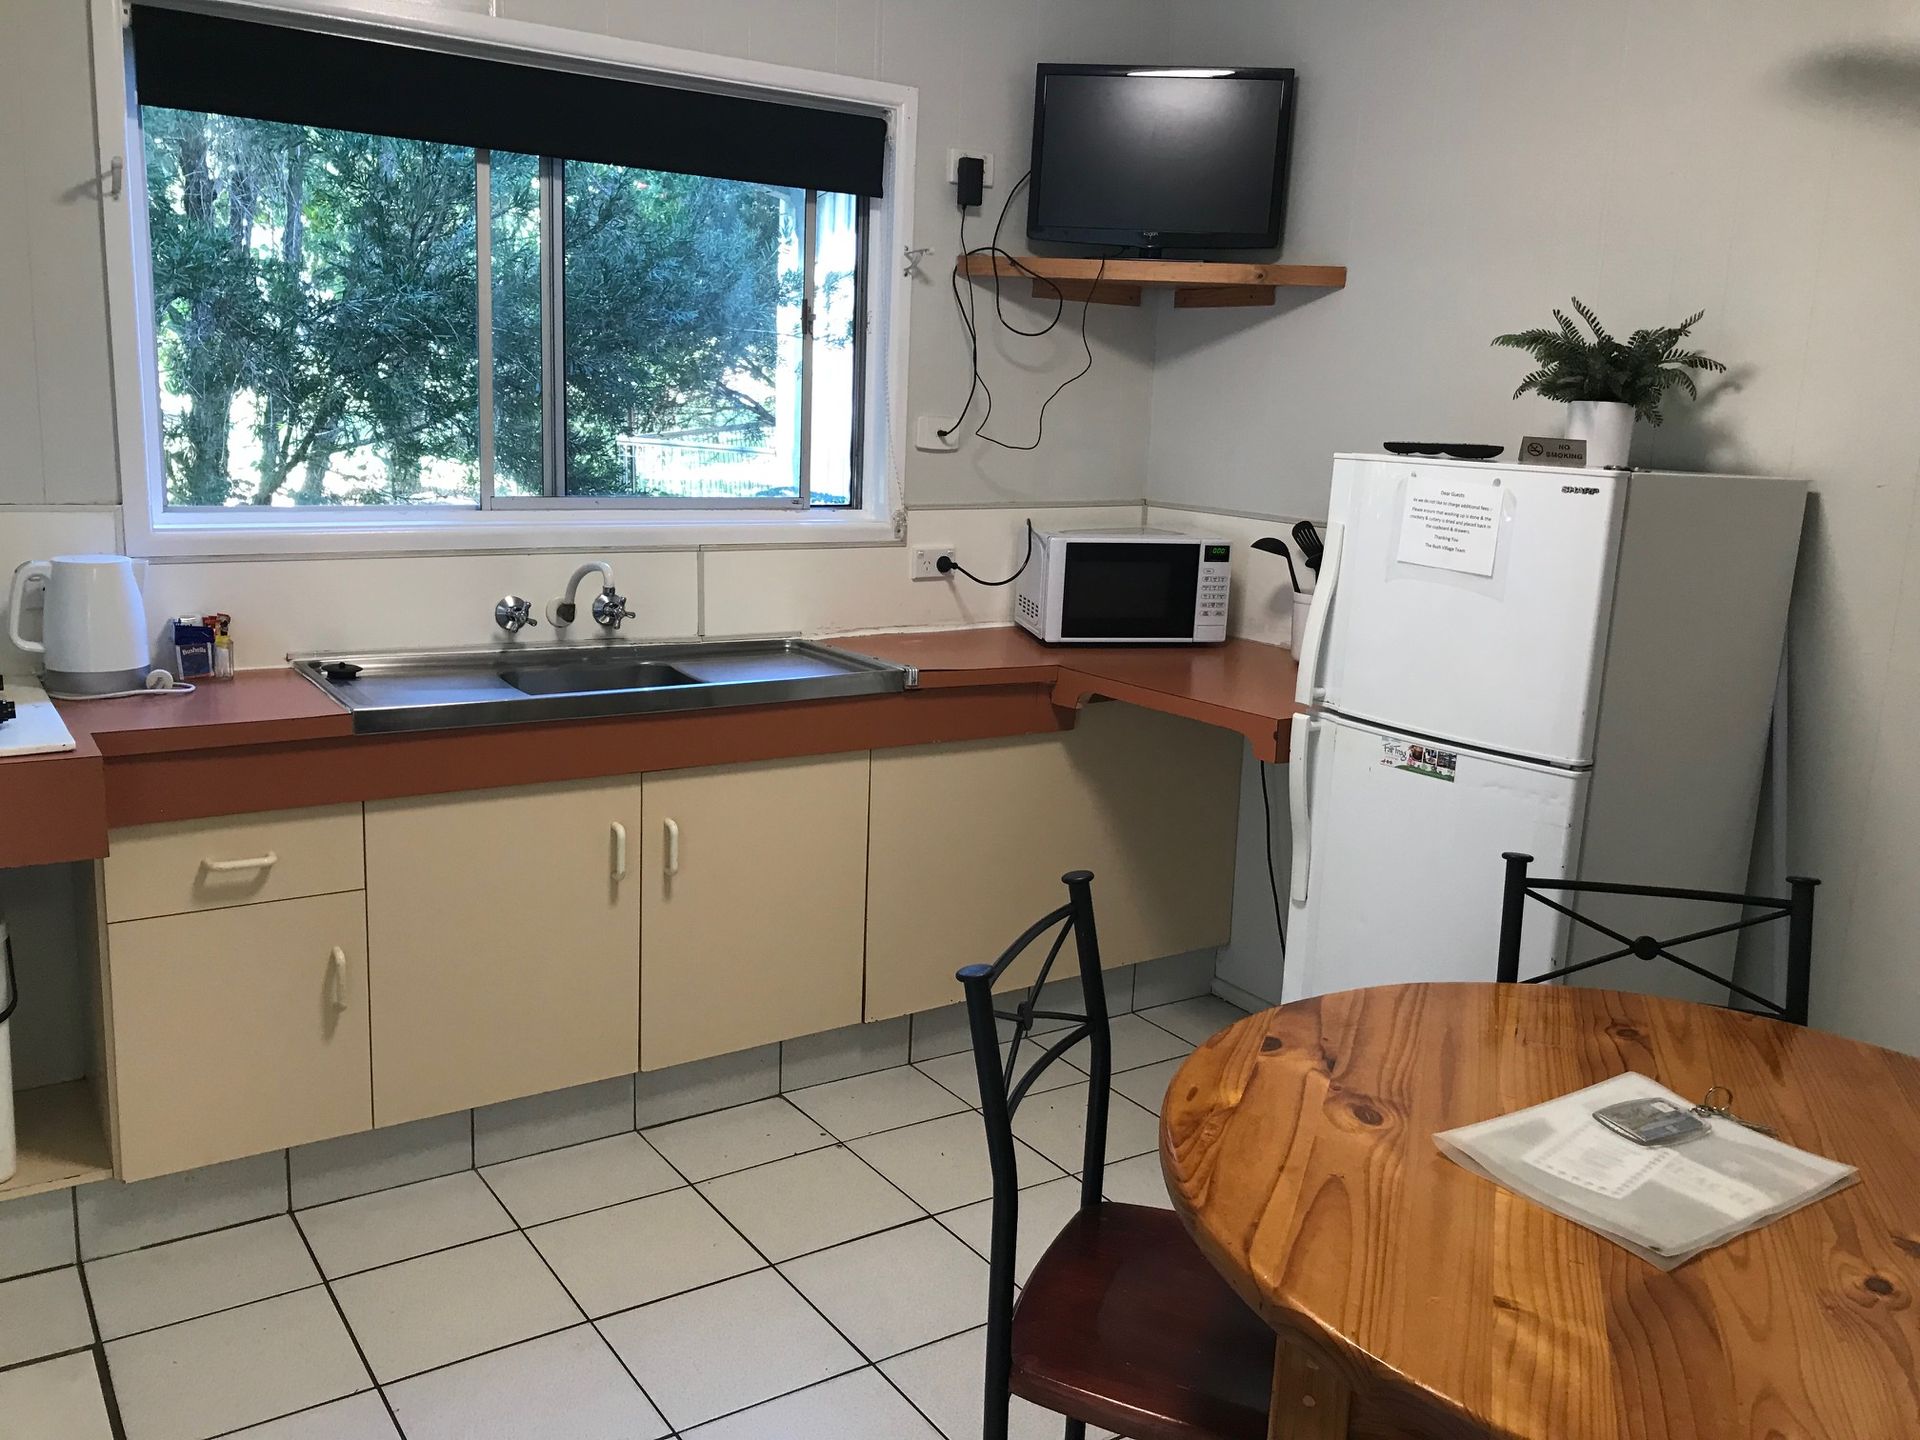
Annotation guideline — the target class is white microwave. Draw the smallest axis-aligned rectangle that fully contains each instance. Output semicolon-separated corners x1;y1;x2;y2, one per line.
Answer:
1014;529;1231;645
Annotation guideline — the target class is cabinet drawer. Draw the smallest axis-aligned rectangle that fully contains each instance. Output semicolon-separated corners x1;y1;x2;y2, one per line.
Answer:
105;805;363;923
106;892;372;1179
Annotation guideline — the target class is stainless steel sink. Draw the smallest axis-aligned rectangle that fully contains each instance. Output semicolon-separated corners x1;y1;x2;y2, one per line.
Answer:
290;639;915;734
499;660;699;697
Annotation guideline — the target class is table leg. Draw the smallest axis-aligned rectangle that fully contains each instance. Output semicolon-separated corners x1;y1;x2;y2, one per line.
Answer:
1270;1336;1353;1440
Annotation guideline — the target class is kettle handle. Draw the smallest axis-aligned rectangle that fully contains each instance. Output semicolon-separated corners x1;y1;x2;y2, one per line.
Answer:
7;561;50;655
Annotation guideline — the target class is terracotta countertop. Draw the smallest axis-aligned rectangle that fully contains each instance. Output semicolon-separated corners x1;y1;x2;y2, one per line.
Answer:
0;629;1298;870
831;628;1300;757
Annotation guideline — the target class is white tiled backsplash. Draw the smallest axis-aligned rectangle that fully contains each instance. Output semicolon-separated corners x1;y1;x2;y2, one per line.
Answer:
4;503;1305;670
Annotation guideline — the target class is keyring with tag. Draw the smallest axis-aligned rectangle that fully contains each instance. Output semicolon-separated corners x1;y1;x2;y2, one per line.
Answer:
1692;1086;1778;1138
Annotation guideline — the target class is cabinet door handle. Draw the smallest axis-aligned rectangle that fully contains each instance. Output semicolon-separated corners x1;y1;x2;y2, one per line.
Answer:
611;821;628;879
663;818;680;879
328;946;349;1010
203;852;278;874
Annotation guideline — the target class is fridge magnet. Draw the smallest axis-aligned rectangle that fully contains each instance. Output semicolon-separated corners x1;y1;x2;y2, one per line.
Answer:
1381;740;1457;782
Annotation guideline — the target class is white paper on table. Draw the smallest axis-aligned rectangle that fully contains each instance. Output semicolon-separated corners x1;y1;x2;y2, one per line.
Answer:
1521;1124;1672;1200
1435;1072;1857;1269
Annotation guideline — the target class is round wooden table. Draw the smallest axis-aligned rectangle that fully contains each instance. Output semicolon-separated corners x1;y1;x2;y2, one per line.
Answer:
1159;983;1920;1440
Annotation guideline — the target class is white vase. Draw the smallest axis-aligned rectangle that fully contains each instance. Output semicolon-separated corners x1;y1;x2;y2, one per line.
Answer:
1564;400;1635;469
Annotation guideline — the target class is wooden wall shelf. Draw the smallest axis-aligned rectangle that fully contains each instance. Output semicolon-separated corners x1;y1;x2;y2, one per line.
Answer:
956;254;1347;308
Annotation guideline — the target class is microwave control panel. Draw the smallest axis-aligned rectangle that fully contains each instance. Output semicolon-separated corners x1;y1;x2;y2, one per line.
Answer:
1196;543;1231;639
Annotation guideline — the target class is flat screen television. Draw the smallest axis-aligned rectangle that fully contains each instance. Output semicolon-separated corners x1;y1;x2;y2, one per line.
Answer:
1027;65;1297;252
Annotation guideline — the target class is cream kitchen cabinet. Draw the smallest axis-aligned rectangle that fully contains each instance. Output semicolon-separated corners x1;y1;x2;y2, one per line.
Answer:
365;780;643;1125
104;893;372;1180
640;754;870;1070
864;703;1242;1020
98;807;374;1180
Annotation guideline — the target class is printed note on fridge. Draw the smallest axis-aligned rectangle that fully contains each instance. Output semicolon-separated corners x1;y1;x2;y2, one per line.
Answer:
1398;475;1501;576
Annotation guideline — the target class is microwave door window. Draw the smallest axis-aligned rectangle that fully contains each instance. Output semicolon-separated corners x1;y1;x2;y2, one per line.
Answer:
1059;543;1200;638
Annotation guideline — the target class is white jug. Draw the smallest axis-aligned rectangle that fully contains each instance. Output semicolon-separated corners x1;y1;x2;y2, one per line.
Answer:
7;554;151;697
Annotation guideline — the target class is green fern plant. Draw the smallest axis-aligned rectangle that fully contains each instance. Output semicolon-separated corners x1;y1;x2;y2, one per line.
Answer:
1492;299;1726;426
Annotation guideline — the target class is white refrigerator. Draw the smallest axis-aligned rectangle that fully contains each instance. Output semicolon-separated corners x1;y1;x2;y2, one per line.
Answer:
1282;453;1806;1004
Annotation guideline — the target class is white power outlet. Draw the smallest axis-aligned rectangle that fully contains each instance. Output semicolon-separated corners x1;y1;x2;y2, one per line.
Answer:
914;416;960;452
945;149;995;188
912;547;954;581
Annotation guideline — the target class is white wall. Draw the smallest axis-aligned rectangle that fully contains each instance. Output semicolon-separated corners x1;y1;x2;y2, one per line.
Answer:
0;0;118;506
0;0;1167;516
0;0;1184;653
1146;0;1920;1052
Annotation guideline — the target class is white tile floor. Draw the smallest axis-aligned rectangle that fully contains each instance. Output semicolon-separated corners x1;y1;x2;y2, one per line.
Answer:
0;1000;1237;1440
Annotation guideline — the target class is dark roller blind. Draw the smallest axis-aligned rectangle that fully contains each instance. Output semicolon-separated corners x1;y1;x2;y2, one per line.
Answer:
129;4;887;198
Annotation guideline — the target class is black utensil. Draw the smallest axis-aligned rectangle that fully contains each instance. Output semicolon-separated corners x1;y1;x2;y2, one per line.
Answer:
1252;537;1302;593
1383;441;1506;461
1292;521;1324;574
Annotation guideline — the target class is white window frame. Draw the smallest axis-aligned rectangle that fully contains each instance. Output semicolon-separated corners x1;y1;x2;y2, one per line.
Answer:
90;0;915;558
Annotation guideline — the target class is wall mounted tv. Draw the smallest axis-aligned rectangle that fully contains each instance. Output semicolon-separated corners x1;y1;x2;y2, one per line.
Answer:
1027;65;1297;253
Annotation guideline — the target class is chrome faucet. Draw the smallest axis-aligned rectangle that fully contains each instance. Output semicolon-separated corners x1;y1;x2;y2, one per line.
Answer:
591;587;633;628
494;595;538;634
549;562;632;630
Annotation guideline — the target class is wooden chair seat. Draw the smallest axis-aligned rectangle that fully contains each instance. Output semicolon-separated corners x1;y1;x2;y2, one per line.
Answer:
1011;1201;1275;1440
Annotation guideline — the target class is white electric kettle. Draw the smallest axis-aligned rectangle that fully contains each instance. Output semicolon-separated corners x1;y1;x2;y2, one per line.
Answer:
8;555;151;697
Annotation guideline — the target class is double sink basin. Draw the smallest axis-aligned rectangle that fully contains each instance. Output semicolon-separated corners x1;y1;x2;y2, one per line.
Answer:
292;638;915;734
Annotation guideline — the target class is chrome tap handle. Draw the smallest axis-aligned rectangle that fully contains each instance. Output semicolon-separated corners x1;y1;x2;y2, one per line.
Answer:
592;586;632;629
494;595;538;634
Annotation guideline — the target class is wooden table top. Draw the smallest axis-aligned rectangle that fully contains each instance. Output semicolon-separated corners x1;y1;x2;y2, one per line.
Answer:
1160;983;1920;1440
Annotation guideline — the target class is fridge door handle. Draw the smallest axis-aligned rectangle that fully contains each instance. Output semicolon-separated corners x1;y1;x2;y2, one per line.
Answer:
1288;713;1317;906
1294;521;1344;707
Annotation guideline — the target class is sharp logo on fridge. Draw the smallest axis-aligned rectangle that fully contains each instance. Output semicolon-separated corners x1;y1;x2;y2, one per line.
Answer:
1561;485;1601;495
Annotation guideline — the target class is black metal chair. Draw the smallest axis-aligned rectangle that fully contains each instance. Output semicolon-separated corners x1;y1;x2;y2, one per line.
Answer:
1495;851;1819;1024
957;870;1274;1440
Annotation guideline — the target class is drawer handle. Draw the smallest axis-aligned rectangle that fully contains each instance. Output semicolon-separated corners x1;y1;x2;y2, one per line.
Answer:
663;818;680;879
611;821;628;880
328;946;349;1010
203;852;278;874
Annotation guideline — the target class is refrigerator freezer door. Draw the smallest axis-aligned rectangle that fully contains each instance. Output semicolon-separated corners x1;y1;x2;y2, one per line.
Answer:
1282;714;1589;1003
1321;455;1627;765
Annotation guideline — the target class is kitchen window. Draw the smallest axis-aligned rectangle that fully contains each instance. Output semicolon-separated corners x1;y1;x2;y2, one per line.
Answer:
96;2;913;555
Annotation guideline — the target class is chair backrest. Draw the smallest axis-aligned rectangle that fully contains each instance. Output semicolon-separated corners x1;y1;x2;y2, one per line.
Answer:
956;870;1109;1440
1495;851;1819;1025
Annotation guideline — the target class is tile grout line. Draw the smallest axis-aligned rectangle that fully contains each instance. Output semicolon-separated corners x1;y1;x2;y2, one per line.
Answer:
45;988;1222;1436
288;1203;407;1437
466;1164;679;1436
56;1037;1210;1433
674;1090;1036;1436
71;1192;130;1440
83;1275;326;1348
53;1052;1183;1346
97;1113;1159;1382
200;1387;385;1440
87;1347;131;1440
0;1341;97;1381
589;1117;951;1437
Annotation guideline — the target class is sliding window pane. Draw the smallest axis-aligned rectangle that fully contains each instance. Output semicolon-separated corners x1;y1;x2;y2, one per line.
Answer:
561;164;804;500
142;109;479;507
808;191;861;507
488;150;544;496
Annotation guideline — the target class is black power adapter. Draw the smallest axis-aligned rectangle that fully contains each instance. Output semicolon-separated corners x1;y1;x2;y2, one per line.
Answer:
955;155;985;209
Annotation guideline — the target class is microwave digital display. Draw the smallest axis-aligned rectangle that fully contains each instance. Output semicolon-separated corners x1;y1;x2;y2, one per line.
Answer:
1060;542;1202;639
